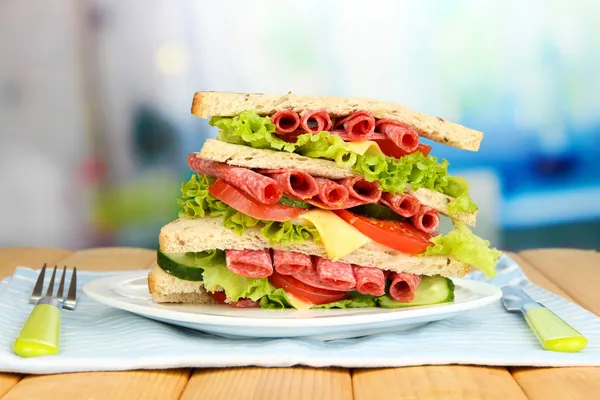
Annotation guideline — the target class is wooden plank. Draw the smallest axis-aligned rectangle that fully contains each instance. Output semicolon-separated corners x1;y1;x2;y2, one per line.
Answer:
508;249;600;400
512;367;600;400
1;247;191;400
519;249;600;315
353;366;528;400
0;247;72;279
180;367;352;400
0;375;20;398
2;370;190;400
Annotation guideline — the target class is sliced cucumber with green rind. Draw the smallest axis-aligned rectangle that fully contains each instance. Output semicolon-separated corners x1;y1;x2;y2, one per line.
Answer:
278;196;312;209
378;275;455;308
157;250;205;281
349;203;405;221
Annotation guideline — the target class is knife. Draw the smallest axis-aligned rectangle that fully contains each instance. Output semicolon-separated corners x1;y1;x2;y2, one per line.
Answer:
501;286;587;352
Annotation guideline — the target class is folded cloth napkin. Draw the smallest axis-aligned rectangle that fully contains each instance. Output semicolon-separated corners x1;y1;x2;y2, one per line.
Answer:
1;254;600;374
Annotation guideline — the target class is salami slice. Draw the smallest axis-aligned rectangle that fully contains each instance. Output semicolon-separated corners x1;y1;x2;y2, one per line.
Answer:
300;109;332;133
187;155;282;205
330;129;386;142
380;192;421;218
334;111;376;140
225;249;273;278
272;110;301;133
353;265;385;296
411;206;440;234
273;250;312;275
315;257;356;291
389;272;422;302
262;169;319;199
340;177;382;203
292;259;353;291
315;177;349;208
375;119;419;153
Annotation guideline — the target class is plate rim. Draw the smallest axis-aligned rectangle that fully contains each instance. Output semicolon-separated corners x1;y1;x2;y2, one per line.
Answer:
82;270;502;328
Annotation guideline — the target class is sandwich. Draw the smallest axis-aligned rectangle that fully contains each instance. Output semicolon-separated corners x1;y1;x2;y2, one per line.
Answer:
148;91;501;310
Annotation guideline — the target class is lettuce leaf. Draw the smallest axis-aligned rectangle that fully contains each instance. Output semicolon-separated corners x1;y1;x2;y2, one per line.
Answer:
201;263;276;302
177;173;320;246
210;110;477;215
423;222;501;277
312;295;378;309
259;289;294;309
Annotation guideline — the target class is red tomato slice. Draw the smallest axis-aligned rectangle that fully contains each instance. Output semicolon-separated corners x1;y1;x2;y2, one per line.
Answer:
209;179;306;221
374;139;432;158
334;210;433;254
268;271;349;305
209;291;260;308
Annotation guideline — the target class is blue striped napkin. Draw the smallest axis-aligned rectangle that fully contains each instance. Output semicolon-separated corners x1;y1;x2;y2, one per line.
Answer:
1;254;600;374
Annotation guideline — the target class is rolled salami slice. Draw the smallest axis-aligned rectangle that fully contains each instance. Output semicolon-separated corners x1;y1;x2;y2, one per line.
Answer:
315;177;349;208
272;110;301;133
262;169;319;200
315;257;356;291
411;206;440;234
353;265;386;296
300;109;332;133
273;250;312;275
225;249;273;279
187;155;282;205
375;119;419;153
379;192;421;218
339;177;382;203
334;111;376;140
389;272;422;302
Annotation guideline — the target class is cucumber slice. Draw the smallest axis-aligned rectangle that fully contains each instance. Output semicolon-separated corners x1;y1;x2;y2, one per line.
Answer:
278;196;312;209
378;275;455;308
157;250;205;281
349;203;404;221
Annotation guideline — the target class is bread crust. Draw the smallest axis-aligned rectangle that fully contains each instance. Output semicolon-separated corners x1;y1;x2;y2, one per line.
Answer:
191;91;483;151
159;217;472;278
148;265;216;304
197;139;477;226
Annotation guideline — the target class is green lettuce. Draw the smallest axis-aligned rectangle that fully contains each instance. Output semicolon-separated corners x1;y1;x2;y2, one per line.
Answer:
312;295;378;309
201;263;276;302
259;289;294;309
209;110;477;215
177;174;320;247
424;222;502;277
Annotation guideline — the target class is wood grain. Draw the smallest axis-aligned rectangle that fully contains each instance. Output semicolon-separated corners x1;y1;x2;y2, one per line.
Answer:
2;370;190;400
0;247;72;279
353;366;528;400
0;375;20;398
520;249;600;315
506;252;573;301
512;367;600;400
180;367;352;400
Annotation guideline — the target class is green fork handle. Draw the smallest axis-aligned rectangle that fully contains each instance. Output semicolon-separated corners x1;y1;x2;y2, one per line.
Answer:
13;298;62;357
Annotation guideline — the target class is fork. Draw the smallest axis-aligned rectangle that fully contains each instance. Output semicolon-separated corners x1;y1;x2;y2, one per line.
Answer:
13;264;77;357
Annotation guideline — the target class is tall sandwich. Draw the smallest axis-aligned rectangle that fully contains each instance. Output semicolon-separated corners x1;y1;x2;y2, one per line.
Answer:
149;92;501;309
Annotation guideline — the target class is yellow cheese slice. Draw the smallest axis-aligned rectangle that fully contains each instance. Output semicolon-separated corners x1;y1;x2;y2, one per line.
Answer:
298;209;371;261
286;293;315;310
344;140;382;155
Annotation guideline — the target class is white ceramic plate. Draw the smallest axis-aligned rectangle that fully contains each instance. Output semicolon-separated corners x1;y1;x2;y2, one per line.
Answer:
83;271;502;340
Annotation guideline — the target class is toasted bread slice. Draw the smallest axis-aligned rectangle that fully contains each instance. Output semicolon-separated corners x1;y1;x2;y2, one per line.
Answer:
159;217;471;278
191;91;483;151
196;139;477;226
148;265;216;304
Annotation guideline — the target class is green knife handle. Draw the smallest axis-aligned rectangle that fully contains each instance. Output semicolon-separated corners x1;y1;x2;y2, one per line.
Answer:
524;306;587;353
13;302;61;357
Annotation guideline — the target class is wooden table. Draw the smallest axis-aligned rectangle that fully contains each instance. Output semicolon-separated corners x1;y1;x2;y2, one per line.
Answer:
0;247;599;400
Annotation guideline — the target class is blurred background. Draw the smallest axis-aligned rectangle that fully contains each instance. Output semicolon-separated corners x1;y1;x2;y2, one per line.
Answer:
1;0;598;251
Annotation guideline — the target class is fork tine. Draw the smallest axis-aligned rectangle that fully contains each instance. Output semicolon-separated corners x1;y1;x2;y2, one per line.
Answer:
56;266;67;303
30;263;47;303
46;265;57;296
65;267;77;310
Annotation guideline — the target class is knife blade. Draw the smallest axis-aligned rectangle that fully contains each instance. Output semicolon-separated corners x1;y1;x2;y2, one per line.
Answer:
501;285;587;353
